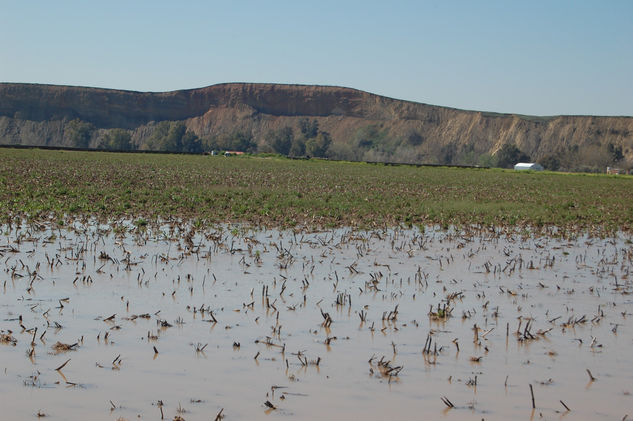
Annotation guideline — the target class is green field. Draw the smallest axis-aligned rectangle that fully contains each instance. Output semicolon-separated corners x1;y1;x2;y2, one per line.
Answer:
1;147;633;232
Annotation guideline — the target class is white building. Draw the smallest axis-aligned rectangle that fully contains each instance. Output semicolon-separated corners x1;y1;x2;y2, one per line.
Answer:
514;163;544;171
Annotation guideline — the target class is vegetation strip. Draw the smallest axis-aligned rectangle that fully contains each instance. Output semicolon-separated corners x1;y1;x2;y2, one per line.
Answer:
1;148;633;232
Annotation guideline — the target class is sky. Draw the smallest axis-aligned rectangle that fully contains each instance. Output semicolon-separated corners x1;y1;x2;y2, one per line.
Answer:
1;0;632;116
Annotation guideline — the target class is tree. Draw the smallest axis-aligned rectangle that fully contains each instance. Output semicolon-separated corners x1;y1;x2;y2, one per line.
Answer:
299;118;319;139
102;128;132;150
607;143;624;162
66;119;95;148
265;127;294;155
163;122;187;152
305;132;331;157
144;122;202;153
440;143;457;165
289;137;306;157
405;129;424;146
144;121;170;151
180;130;202;154
495;143;530;169
200;132;256;153
540;154;561;171
228;131;257;153
477;153;496;167
354;125;386;149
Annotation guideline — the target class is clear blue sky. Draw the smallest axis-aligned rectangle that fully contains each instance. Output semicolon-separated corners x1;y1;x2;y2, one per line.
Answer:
1;0;632;116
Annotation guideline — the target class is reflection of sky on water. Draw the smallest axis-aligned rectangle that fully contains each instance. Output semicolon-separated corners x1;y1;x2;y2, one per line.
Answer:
1;223;632;420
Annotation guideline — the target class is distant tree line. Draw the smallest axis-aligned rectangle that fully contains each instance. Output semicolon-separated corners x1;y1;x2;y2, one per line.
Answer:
65;119;96;149
101;128;132;151
201;131;257;153
59;118;630;172
64;119;135;151
142;121;202;153
64;120;205;153
59;118;536;168
538;141;626;172
61;118;327;157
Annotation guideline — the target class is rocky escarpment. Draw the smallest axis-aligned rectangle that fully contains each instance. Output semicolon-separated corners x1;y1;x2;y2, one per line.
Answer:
1;82;632;169
0;83;423;127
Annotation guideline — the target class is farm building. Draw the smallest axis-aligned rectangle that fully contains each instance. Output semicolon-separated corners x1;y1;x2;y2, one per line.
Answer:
514;162;543;171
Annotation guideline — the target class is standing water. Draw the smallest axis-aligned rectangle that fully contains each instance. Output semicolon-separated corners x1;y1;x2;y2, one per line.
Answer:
1;222;632;420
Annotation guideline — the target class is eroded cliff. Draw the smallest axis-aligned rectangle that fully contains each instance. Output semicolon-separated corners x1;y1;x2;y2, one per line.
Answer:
1;82;632;169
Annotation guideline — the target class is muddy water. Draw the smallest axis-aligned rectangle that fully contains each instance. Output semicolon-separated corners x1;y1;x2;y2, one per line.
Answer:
1;223;632;420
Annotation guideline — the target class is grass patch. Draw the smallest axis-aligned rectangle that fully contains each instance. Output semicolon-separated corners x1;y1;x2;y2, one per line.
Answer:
1;148;633;232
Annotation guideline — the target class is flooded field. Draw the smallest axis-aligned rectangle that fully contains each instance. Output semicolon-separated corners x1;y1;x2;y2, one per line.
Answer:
1;222;632;420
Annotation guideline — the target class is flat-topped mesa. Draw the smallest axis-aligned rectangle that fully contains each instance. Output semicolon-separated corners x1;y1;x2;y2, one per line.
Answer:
0;82;441;128
1;82;633;169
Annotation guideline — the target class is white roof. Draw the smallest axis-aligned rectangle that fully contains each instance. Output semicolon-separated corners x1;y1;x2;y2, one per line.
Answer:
514;163;543;170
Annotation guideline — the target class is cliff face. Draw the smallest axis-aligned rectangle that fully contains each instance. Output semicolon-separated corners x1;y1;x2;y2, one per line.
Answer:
1;82;632;167
0;83;396;126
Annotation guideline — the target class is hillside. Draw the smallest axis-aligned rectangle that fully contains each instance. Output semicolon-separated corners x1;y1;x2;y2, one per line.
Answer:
1;82;632;171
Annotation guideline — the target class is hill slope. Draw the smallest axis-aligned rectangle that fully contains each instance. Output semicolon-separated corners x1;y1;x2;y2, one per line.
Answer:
1;82;632;170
